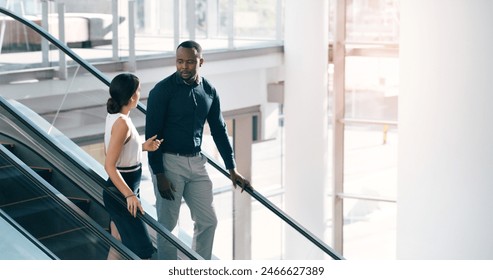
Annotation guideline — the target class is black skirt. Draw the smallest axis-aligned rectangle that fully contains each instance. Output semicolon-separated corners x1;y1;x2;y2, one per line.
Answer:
103;168;154;259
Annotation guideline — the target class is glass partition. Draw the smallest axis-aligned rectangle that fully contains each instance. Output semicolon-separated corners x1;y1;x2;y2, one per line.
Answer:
330;0;400;259
344;123;398;196
251;132;284;259
342;123;397;260
251;194;283;259
344;56;399;121
343;200;396;260
341;2;399;258
0;210;54;260
345;0;400;43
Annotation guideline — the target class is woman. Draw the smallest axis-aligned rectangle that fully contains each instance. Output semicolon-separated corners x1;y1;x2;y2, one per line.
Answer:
103;73;162;259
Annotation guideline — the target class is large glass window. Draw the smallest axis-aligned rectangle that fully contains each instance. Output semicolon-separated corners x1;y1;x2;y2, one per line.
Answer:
346;0;399;43
330;0;400;259
1;0;284;72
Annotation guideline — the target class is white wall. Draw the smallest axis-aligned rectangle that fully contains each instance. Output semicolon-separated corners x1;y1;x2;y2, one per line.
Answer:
398;0;493;259
203;53;283;111
207;69;266;110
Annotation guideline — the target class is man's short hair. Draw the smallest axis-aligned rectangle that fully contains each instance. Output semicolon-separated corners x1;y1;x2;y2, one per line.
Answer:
177;40;203;56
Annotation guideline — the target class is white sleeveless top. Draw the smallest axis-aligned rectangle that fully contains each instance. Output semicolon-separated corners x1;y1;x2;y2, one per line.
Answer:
104;113;142;172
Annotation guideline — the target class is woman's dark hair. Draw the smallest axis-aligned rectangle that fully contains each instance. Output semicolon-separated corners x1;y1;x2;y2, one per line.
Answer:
107;73;140;114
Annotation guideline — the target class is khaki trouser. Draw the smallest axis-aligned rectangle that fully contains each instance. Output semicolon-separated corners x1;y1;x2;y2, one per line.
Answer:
153;153;217;260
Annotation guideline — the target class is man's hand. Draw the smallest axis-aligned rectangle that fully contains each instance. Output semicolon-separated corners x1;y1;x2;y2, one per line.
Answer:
229;169;252;193
156;173;176;200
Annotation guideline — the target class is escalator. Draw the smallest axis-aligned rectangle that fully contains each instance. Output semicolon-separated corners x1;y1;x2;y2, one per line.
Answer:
0;144;138;259
0;6;343;260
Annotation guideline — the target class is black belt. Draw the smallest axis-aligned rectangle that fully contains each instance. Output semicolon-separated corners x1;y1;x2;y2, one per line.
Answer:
165;152;200;157
117;163;142;171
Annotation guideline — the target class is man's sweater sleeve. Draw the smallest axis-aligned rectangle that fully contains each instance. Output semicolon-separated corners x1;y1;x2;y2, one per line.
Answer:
208;92;236;170
145;85;165;175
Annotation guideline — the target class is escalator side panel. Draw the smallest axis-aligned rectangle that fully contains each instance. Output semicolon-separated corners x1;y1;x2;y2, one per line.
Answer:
0;209;57;260
0;145;138;260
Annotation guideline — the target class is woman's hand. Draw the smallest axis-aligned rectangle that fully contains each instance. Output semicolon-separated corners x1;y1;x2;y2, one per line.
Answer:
143;135;163;152
125;194;144;217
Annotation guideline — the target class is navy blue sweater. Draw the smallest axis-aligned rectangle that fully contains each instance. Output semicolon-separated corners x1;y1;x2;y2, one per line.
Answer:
145;72;236;174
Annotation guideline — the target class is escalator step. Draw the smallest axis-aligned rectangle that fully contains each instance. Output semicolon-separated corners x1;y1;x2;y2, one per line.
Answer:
0;142;15;151
30;167;52;182
40;227;108;260
0;167;43;204
1;196;81;238
68;197;91;214
0;142;52;181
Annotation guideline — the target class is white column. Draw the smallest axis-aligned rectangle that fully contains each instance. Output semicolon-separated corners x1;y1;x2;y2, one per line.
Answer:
233;115;252;260
398;0;493;259
284;0;329;259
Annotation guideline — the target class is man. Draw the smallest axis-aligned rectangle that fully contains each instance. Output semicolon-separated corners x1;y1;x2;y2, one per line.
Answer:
145;40;250;260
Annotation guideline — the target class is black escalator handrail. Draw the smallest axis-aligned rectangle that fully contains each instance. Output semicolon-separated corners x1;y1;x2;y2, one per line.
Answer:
206;154;345;260
0;7;343;260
